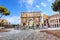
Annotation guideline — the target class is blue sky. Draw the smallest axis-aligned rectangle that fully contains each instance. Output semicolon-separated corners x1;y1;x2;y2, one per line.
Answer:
0;0;56;24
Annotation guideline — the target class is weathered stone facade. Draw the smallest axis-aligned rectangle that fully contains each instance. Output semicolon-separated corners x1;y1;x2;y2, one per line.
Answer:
48;14;60;28
21;12;42;29
0;19;9;28
43;14;50;28
0;19;8;25
44;13;60;28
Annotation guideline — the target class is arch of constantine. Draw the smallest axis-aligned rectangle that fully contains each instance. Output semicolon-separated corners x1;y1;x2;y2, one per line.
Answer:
21;12;42;29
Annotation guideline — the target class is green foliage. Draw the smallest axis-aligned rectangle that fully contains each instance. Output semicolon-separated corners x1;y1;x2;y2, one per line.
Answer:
0;22;4;26
0;6;10;18
51;0;60;12
0;23;1;26
12;24;19;26
31;24;34;29
36;24;39;29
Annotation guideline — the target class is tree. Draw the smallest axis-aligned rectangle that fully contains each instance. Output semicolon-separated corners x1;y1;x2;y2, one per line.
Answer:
0;6;10;18
51;0;60;13
0;6;10;27
12;24;19;27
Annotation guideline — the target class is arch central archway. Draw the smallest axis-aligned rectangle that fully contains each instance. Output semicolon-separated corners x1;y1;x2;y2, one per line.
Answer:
28;19;34;28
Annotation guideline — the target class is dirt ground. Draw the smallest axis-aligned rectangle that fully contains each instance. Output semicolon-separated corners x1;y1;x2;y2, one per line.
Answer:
0;29;10;32
41;30;60;38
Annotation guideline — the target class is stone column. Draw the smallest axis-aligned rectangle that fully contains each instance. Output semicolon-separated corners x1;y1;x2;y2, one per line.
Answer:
57;16;59;27
40;20;42;29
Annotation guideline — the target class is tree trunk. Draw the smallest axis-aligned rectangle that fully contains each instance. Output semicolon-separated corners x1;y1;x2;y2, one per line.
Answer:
59;11;60;14
58;7;60;14
0;14;3;18
0;13;3;27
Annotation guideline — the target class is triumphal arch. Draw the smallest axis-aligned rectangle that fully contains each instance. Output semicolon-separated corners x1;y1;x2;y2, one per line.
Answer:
21;12;42;29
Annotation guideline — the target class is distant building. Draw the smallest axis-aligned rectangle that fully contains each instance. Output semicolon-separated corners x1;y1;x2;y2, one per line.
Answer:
0;19;9;27
48;14;60;28
44;14;60;28
43;14;50;27
21;12;42;29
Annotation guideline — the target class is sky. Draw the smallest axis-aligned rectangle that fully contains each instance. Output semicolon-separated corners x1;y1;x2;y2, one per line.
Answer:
0;0;56;24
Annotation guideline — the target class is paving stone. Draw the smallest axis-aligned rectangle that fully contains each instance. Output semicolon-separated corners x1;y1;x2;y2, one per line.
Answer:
0;30;60;40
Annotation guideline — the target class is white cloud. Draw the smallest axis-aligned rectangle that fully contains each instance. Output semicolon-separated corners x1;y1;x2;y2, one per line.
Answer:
21;0;34;6
20;0;34;11
36;5;40;8
48;0;51;2
3;16;21;24
26;0;34;5
41;2;47;7
31;5;41;12
26;0;34;11
19;0;33;8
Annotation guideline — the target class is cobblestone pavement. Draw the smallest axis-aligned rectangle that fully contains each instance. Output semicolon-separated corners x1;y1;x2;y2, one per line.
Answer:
0;30;60;40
